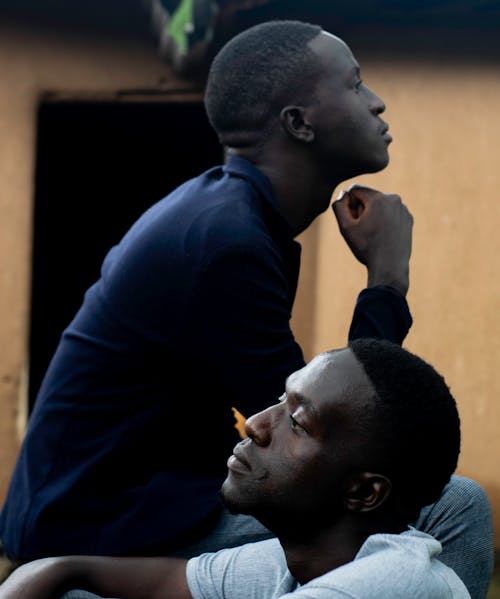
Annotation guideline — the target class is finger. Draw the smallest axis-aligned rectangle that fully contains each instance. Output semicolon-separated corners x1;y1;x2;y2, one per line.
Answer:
348;182;366;192
332;191;351;223
347;183;378;195
337;188;366;219
332;192;365;229
347;191;365;219
347;185;376;211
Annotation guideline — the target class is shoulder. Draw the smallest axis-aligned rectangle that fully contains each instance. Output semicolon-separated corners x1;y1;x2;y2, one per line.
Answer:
102;164;276;279
171;163;278;260
292;529;470;599
117;162;269;246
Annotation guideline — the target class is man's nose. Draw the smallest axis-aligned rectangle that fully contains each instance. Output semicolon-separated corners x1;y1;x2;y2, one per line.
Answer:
370;90;386;115
244;405;276;446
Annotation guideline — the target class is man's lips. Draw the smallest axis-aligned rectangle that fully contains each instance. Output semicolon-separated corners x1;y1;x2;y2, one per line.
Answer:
380;123;392;143
227;443;252;473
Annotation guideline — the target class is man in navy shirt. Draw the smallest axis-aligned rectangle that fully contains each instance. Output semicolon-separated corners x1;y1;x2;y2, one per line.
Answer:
0;19;492;598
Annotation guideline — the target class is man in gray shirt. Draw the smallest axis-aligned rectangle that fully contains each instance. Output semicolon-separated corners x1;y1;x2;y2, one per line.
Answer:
0;339;473;598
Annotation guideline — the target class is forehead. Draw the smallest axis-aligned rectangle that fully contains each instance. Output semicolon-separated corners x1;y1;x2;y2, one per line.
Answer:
308;31;359;81
286;349;375;419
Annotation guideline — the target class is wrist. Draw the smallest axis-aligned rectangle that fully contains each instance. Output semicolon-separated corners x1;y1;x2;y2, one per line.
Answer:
367;270;409;297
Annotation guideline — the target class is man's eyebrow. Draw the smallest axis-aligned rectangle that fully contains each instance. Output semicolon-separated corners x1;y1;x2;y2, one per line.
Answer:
292;392;318;416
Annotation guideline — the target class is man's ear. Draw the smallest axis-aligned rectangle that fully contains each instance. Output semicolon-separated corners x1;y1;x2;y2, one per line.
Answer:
343;472;392;513
279;106;315;143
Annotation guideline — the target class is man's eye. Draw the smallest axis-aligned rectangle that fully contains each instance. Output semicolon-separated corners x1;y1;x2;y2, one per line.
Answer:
289;414;304;432
355;79;363;90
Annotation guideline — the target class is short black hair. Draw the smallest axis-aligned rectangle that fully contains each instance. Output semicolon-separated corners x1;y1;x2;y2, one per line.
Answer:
348;338;461;515
204;20;323;148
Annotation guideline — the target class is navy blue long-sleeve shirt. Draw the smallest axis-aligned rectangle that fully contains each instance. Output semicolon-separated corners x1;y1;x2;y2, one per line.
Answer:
0;156;412;560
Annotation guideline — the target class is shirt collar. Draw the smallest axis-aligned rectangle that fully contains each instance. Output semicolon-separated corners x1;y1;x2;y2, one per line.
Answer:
223;154;295;240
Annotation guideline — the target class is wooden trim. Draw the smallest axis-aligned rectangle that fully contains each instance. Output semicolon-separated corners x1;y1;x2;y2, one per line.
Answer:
40;86;205;104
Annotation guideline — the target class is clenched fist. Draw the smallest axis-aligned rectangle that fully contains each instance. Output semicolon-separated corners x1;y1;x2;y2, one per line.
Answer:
332;184;413;296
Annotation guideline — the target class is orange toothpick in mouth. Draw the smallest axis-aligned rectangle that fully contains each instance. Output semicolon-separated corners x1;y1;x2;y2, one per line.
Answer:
231;407;247;439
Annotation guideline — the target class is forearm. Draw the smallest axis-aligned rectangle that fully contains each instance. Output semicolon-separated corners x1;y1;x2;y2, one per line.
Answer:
0;556;191;599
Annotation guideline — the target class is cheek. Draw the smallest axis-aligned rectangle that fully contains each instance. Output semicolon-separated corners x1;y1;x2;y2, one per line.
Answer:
276;444;326;485
273;461;342;517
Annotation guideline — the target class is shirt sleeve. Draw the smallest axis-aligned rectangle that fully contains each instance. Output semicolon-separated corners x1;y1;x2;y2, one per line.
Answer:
186;539;291;599
348;286;413;345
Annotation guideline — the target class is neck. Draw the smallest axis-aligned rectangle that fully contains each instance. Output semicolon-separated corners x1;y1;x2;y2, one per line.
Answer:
227;143;340;237
277;515;406;585
279;526;369;585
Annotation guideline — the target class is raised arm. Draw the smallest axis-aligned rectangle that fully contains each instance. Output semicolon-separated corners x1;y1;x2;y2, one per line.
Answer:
333;185;414;344
0;555;191;599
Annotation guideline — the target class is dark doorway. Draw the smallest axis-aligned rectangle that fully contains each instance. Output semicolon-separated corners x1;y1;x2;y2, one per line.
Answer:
29;98;223;412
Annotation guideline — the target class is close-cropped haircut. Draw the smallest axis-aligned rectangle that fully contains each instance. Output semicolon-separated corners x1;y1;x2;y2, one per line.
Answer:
348;338;461;516
204;20;323;148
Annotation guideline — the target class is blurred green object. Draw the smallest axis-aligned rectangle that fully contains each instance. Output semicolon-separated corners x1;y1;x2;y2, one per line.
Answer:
166;0;193;54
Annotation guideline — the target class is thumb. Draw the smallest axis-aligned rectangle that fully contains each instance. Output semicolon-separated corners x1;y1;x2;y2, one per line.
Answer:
332;190;362;225
345;187;367;219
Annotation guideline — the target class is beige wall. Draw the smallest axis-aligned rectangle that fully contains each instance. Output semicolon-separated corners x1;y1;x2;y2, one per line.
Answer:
293;60;500;542
0;22;499;547
0;21;184;500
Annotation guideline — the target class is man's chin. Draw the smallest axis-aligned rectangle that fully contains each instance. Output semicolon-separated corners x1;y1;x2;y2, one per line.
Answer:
365;152;390;174
343;152;389;181
221;482;257;517
220;480;242;515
